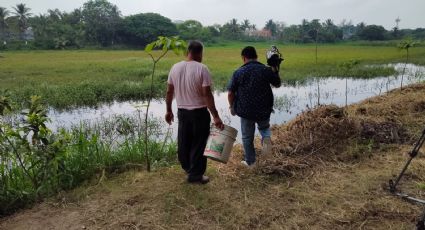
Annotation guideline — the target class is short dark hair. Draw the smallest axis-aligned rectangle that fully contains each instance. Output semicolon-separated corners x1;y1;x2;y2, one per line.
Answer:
188;40;203;55
241;46;258;59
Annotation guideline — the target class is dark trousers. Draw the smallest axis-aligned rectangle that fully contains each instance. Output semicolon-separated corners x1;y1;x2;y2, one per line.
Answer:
177;108;211;180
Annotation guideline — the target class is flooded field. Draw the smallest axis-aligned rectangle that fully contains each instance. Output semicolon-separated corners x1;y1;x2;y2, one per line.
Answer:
41;64;424;140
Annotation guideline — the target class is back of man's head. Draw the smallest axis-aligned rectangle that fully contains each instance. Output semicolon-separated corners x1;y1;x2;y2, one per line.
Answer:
241;46;258;60
188;40;203;56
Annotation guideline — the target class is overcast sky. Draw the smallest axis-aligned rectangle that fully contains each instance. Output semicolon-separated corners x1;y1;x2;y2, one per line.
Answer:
2;0;424;29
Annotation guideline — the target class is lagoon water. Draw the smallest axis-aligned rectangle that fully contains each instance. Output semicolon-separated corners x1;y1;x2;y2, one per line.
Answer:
46;63;424;140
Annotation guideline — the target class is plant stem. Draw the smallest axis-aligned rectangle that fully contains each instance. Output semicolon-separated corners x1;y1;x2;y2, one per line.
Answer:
317;78;320;106
144;60;156;172
144;50;168;172
315;30;318;65
345;78;348;107
401;49;408;91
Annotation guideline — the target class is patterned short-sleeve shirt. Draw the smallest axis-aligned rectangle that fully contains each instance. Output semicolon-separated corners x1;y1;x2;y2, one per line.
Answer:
227;61;281;121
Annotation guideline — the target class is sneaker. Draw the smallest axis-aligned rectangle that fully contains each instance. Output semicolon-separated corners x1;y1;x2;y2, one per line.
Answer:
262;137;272;155
187;175;210;184
241;160;255;168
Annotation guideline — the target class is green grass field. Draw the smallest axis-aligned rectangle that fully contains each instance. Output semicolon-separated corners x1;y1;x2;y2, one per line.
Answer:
1;43;425;109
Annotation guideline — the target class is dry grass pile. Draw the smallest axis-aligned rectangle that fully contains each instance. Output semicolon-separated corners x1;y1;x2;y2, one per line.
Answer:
225;83;425;176
260;105;360;175
348;83;425;137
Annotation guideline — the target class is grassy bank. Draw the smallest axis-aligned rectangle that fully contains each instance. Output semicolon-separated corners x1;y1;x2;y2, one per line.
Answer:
0;97;177;215
1;83;424;229
1;44;425;109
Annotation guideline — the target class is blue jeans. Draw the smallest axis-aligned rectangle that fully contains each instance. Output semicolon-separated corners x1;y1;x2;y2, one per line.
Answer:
240;117;271;165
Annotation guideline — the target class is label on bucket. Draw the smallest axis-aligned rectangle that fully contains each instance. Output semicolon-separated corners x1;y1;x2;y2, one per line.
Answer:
204;133;224;158
209;138;225;153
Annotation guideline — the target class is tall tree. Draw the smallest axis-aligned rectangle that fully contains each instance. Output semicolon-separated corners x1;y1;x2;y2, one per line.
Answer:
392;17;401;39
264;19;277;37
340;19;355;40
321;19;342;42
31;9;85;49
176;20;203;40
275;21;286;39
283;25;301;43
358;25;387;40
0;7;10;41
222;18;242;39
82;0;121;46
12;3;32;40
241;19;251;31
122;13;177;46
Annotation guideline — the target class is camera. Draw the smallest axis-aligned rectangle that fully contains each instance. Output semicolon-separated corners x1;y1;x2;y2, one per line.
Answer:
266;45;284;69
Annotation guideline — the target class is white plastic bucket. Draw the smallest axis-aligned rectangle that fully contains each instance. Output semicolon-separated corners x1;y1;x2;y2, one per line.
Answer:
204;124;238;163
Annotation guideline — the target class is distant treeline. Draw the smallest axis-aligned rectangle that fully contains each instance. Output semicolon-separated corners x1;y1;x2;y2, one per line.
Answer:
1;0;424;50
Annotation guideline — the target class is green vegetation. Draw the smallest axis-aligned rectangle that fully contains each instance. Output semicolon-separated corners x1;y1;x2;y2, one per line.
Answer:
0;95;177;215
1;1;425;50
1;44;425;109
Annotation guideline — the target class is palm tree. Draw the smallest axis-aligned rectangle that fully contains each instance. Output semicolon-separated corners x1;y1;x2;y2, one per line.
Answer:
228;18;241;37
13;3;32;40
324;19;334;28
241;19;251;31
0;7;9;41
31;14;50;40
229;19;239;31
264;19;277;36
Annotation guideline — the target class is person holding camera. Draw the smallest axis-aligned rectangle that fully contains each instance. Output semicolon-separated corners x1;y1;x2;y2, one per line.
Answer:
227;46;282;167
166;40;224;184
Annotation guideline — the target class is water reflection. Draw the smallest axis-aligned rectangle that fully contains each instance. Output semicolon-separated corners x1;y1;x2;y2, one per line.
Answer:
46;63;424;140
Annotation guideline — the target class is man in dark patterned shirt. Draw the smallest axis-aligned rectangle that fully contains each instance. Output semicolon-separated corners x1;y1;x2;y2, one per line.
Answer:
227;46;281;166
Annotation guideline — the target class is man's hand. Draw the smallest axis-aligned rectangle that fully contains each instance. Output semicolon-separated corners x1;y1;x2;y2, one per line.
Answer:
213;116;224;130
165;111;174;125
165;84;174;125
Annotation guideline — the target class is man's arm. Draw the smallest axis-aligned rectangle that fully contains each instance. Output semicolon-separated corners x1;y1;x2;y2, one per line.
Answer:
202;86;224;129
227;71;238;115
228;91;235;108
165;84;174;125
228;91;236;116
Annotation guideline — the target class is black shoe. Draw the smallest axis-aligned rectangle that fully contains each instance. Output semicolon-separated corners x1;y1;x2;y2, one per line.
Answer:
187;175;210;184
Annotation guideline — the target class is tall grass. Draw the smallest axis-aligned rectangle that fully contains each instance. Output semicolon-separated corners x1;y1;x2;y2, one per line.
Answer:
0;96;177;215
1;44;425;109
